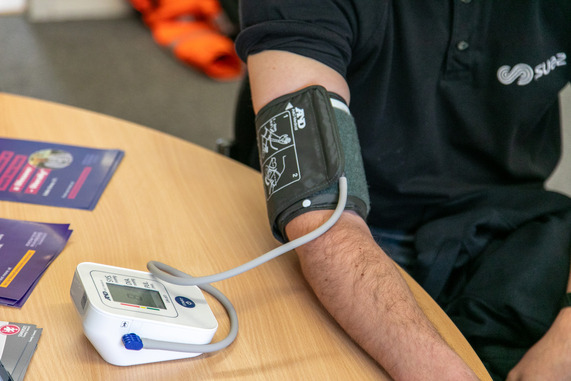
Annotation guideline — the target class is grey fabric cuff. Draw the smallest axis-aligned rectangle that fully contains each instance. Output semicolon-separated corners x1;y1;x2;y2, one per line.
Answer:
255;85;369;242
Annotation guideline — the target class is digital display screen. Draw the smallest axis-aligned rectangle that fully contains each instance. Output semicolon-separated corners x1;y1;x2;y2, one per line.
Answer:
107;283;166;309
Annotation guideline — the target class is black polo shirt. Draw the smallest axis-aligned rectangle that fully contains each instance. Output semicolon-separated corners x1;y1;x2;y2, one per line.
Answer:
236;0;571;230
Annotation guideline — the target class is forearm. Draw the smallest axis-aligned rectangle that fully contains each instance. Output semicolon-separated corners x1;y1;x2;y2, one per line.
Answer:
248;50;476;379
507;259;571;380
287;211;478;381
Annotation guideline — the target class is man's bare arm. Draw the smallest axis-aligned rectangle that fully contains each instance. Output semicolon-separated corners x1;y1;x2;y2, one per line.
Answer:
248;50;350;113
507;260;571;381
247;50;478;380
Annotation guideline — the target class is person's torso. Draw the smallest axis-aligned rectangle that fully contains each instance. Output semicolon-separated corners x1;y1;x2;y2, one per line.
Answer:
347;0;571;229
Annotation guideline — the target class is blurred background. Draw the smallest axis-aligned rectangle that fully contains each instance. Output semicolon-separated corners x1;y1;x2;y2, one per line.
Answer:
0;0;242;151
0;0;569;195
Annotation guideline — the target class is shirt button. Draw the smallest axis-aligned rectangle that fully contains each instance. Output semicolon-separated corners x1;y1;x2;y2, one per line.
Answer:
456;41;470;51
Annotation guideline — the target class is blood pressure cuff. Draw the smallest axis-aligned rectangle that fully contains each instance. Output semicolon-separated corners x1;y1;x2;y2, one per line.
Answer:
255;85;370;242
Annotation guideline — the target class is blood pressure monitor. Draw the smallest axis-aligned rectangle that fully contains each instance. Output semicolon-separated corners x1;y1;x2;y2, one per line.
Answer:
70;262;218;366
69;178;348;366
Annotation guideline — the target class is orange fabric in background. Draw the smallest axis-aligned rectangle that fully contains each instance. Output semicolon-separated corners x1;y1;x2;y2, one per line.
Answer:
129;0;242;80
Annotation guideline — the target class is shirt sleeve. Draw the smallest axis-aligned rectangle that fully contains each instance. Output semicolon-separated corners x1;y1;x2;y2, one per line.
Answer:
235;0;357;77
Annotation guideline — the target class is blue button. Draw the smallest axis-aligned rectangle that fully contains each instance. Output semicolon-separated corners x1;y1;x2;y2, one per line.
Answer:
175;296;196;308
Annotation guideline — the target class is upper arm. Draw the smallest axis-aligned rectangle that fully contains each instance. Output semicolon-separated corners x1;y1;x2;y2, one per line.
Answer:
247;50;351;113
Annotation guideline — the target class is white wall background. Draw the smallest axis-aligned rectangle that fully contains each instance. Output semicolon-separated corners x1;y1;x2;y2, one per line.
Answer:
28;0;131;21
546;84;571;197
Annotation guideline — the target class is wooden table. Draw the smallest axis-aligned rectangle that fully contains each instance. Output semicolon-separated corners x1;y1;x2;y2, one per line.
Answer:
0;93;491;380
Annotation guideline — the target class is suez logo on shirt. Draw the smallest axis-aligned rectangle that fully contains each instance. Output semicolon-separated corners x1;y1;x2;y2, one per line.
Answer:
497;52;567;86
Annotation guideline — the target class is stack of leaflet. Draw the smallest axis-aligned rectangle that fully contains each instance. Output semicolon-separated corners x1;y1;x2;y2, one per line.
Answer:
0;218;72;307
0;138;122;379
0;321;42;381
0;138;124;210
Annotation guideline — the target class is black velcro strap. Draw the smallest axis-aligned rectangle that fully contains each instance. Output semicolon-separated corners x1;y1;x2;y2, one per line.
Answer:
255;85;344;241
